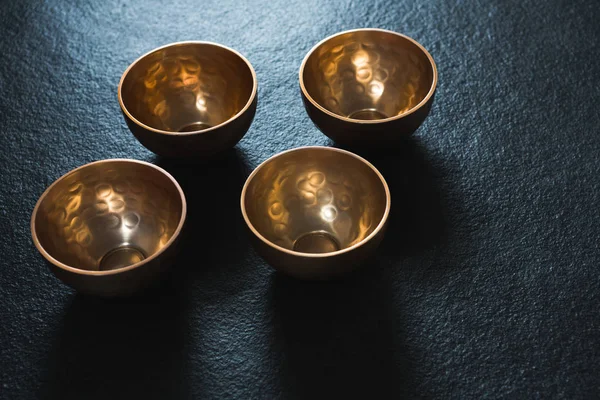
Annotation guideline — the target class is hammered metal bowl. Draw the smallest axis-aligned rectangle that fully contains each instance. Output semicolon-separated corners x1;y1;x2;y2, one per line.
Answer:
300;29;437;146
119;41;257;158
241;146;390;279
31;159;187;296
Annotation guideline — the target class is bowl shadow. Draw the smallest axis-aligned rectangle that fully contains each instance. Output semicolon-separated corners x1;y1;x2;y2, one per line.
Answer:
268;261;419;398
333;136;447;260
152;148;254;293
38;290;190;399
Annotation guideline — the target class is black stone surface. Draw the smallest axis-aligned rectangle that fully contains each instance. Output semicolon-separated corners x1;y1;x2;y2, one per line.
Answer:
1;0;599;398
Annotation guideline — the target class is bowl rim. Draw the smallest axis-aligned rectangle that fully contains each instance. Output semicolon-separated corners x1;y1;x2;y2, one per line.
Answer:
299;28;438;125
30;159;187;276
118;41;258;136
240;146;391;258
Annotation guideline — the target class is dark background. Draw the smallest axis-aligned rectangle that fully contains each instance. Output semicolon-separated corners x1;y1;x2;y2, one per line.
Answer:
1;0;599;398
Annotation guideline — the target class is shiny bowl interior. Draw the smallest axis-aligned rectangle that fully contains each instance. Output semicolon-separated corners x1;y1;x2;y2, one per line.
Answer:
301;29;436;122
119;42;255;133
32;160;186;272
242;147;389;255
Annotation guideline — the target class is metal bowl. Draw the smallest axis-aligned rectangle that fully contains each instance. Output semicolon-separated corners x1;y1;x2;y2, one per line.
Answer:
300;29;437;146
119;41;257;158
31;159;187;296
241;146;390;279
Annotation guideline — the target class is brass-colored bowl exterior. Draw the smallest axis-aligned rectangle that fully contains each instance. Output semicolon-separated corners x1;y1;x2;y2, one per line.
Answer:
119;41;257;158
300;29;437;145
241;146;390;279
31;159;187;296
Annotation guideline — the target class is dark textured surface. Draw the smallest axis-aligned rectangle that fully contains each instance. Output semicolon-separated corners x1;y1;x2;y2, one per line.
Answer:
1;0;599;398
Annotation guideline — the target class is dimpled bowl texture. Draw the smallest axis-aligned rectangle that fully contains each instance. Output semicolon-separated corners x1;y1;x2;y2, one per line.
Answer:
119;41;257;158
31;159;186;297
241;146;390;280
300;29;437;146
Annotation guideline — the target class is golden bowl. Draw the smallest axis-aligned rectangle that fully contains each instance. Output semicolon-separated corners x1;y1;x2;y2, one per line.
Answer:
119;41;257;158
31;159;187;296
300;29;437;145
241;146;390;279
